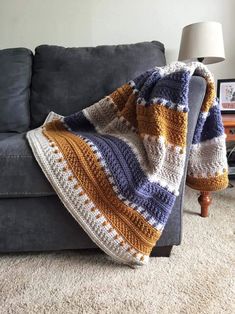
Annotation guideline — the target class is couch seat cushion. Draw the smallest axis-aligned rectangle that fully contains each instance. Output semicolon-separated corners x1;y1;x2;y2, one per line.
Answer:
0;133;54;198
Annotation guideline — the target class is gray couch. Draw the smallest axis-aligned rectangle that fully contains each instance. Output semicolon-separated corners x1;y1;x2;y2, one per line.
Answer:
0;41;206;256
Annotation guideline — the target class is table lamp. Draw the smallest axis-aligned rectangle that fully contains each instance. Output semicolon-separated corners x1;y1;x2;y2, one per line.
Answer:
178;21;225;64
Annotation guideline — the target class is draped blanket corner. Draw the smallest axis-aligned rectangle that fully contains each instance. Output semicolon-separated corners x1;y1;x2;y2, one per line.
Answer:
27;62;228;267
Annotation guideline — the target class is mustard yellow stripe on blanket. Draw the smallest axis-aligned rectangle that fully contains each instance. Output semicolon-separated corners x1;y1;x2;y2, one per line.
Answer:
117;93;138;129
110;83;133;111
43;120;161;255
137;105;188;147
201;81;216;112
186;172;229;191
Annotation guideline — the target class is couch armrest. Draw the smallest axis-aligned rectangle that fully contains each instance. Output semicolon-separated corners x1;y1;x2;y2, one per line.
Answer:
187;76;207;150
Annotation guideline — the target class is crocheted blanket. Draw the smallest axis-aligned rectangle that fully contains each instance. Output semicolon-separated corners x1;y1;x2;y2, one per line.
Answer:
27;62;228;267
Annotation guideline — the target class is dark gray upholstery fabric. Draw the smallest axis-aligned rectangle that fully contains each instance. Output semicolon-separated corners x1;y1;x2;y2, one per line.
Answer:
0;48;32;132
0;133;16;141
30;42;166;128
0;76;206;252
0;133;54;197
0;196;96;252
0;193;179;252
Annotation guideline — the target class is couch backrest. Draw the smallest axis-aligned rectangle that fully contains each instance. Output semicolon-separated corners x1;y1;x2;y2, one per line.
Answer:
30;41;166;128
0;48;32;133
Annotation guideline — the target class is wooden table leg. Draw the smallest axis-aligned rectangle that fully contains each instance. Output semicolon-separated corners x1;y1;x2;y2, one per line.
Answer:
198;191;212;217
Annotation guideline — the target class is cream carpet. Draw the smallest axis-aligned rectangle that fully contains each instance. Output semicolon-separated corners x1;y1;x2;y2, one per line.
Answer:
0;185;234;314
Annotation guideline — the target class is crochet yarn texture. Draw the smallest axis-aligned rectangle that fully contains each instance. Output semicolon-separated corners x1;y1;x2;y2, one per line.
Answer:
27;62;228;267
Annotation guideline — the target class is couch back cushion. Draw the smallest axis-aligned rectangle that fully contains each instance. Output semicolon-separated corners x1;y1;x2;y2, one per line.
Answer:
0;48;32;132
30;41;166;128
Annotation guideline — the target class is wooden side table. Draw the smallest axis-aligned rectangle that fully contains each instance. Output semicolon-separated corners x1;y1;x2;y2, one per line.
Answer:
222;114;235;141
198;114;235;217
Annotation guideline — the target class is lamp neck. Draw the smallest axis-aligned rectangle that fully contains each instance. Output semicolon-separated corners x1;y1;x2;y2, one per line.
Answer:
197;57;204;63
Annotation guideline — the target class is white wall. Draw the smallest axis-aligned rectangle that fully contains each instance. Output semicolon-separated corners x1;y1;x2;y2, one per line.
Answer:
0;0;234;81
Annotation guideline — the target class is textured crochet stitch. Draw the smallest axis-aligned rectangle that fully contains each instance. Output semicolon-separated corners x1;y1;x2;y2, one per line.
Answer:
27;62;228;267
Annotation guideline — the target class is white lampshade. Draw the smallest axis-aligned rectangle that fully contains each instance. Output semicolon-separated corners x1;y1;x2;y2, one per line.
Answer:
178;21;225;64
